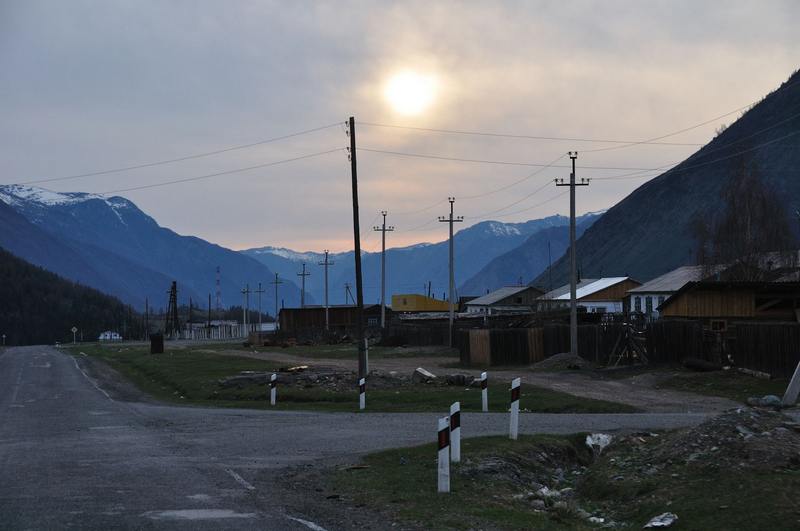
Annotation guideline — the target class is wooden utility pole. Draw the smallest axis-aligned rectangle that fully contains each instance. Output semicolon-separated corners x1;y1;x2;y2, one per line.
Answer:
347;116;367;378
555;151;589;358
297;263;310;308
241;284;251;335
438;198;463;347
318;250;334;330
373;211;394;328
256;281;267;331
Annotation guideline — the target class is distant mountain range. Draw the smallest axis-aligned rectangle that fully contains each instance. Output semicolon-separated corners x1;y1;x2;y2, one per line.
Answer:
536;69;800;287
242;215;602;303
0;185;300;311
461;213;602;295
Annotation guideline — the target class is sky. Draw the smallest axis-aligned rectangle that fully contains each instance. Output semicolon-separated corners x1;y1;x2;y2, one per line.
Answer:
1;0;798;253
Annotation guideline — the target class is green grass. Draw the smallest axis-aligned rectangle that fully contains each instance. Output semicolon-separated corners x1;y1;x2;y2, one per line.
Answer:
657;369;788;403
332;433;800;530
70;343;638;413
331;434;594;530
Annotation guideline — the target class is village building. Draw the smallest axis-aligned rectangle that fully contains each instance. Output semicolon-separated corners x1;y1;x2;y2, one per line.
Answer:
391;294;450;313
627;265;709;318
464;286;544;315
278;304;390;332
538;277;641;313
657;281;800;325
98;331;122;341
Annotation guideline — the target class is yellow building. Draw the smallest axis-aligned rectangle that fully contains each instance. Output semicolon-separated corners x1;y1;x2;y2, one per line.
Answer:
391;294;450;312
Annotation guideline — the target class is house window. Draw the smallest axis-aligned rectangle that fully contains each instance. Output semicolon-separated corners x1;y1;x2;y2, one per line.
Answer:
645;297;653;314
657;296;665;307
402;298;407;306
634;297;642;312
515;297;523;304
367;317;378;326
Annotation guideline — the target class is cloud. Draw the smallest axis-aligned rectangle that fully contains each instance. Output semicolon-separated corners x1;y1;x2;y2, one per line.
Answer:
1;0;798;250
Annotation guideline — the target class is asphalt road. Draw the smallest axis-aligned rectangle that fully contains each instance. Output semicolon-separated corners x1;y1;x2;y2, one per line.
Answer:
0;345;711;530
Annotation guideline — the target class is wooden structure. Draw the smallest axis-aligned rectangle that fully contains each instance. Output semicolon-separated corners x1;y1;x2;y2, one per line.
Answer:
464;286;545;315
658;281;800;322
279;304;390;333
538;277;641;314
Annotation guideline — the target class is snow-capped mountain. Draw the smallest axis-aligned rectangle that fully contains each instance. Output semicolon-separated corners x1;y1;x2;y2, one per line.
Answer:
242;215;595;304
0;185;301;311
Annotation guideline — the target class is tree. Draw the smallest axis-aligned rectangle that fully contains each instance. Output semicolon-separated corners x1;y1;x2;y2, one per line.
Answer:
694;157;796;281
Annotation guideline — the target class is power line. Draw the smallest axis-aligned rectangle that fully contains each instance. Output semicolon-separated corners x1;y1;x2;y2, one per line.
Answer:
99;148;343;194
14;122;343;186
460;153;566;200
360;121;704;146
357;147;659;171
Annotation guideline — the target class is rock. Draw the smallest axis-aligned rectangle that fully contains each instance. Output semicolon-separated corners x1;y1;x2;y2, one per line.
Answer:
530;499;546;510
644;512;678;528
746;395;783;408
411;367;437;383
535;486;560;499
445;374;468;386
586;433;613;455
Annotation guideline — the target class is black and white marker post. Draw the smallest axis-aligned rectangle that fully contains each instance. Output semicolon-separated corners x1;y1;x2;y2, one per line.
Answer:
359;377;366;410
449;401;461;463
509;377;521;440
269;373;277;406
480;371;488;412
364;338;369;375
437;417;450;493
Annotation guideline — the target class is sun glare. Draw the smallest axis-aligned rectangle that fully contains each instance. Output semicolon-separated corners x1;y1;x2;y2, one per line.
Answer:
383;71;438;116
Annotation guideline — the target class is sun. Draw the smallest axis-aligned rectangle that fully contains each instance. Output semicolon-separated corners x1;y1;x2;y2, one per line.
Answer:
383;70;438;116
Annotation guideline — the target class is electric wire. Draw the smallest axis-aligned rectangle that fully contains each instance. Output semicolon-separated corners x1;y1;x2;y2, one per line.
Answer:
99;148;343;195
14;122;343;186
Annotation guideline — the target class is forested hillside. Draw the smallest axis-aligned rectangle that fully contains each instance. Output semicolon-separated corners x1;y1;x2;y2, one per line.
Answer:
0;248;139;345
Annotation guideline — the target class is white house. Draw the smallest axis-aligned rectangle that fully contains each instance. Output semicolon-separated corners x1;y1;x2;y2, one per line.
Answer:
98;331;122;341
539;277;641;313
627;265;710;319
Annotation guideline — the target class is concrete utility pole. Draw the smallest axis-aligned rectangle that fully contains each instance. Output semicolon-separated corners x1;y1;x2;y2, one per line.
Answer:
319;250;335;330
373;211;395;328
255;282;266;332
241;284;251;335
297;263;310;308
268;275;281;329
438;197;463;347
555;151;590;358
347;116;367;379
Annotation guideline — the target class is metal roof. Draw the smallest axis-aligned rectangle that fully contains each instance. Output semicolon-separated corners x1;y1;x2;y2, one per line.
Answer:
628;266;707;294
465;286;535;306
553;277;630;300
539;279;598;300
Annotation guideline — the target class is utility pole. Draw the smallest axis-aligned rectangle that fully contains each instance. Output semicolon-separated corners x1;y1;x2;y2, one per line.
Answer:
346;116;367;378
255;282;266;332
438;198;463;347
241;284;251;335
268;276;281;329
319;250;334;330
373;211;395;328
215;266;222;319
297;263;310;308
555;151;590;358
145;297;149;339
344;282;354;304
207;293;211;327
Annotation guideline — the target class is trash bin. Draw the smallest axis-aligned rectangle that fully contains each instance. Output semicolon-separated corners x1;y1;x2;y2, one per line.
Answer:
150;333;164;354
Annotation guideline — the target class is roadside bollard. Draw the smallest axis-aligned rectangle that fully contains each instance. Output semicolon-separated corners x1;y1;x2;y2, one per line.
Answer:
449;402;461;463
359;378;366;410
364;338;369;375
480;371;488;412
509;377;520;440
437;417;450;493
270;373;277;406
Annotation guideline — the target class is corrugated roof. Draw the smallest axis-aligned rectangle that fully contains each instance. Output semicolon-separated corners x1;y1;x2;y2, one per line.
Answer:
628;266;706;294
466;286;533;306
540;279;598;299
554;277;630;300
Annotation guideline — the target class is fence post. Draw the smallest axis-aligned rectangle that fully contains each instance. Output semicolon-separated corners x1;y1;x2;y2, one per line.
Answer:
359;377;366;410
270;373;277;406
449;402;461;463
480;372;488;412
437;417;450;493
509;377;520;440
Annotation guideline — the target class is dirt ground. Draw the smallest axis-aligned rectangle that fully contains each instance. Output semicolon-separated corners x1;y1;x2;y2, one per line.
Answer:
217;348;740;414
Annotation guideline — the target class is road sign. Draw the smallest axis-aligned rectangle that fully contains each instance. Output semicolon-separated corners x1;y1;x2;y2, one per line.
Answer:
71;326;78;333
